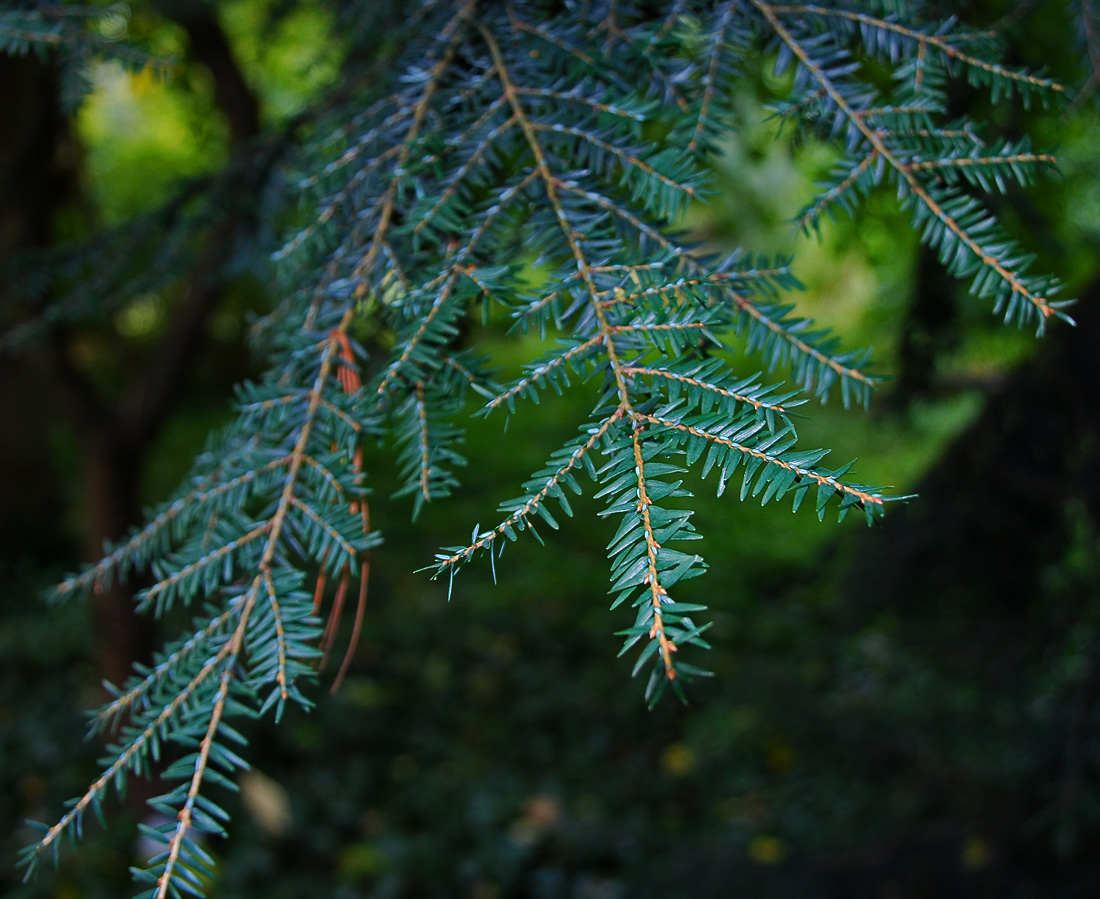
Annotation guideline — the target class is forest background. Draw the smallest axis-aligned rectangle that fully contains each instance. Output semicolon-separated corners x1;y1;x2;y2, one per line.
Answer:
2;0;1100;896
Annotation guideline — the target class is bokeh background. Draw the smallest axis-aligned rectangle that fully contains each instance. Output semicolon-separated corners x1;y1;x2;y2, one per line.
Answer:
2;1;1100;896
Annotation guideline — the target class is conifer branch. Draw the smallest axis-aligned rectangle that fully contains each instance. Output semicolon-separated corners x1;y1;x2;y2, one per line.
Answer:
506;3;596;68
52;457;288;601
24;605;246;873
485;335;605;412
93;607;238;733
482;18;640;417
621;365;798;420
18;3;1076;893
637;412;889;520
752;0;1068;333
414;382;433;505
289;497;360;565
154;665;236;899
630;427;679;682
796;151;879;231
514;85;651;121
689;0;738;152
769;4;1065;97
434;412;623;573
136;523;270;615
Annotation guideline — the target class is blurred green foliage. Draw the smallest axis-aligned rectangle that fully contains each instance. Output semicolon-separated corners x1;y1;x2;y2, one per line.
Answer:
3;1;1100;896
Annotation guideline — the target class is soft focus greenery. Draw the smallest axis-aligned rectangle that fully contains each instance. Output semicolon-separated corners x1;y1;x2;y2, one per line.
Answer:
3;2;1100;897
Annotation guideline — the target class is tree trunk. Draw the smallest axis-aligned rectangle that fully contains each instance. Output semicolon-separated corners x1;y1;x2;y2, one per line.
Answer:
0;56;73;559
854;272;1100;614
1;6;263;686
82;432;156;689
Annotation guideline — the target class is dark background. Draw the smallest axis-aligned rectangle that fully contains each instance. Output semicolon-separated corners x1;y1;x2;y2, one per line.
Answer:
2;1;1099;896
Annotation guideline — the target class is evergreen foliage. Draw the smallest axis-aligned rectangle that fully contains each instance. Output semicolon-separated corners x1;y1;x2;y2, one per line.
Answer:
8;1;1078;896
0;1;164;108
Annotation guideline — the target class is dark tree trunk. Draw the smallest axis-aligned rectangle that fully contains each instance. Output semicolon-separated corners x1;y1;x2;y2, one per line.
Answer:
854;276;1100;614
887;244;960;413
0;56;74;559
156;0;262;146
81;433;156;689
839;270;1100;886
1;8;263;689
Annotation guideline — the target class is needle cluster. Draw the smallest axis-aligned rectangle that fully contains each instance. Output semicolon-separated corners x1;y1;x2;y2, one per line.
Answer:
11;2;1071;896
